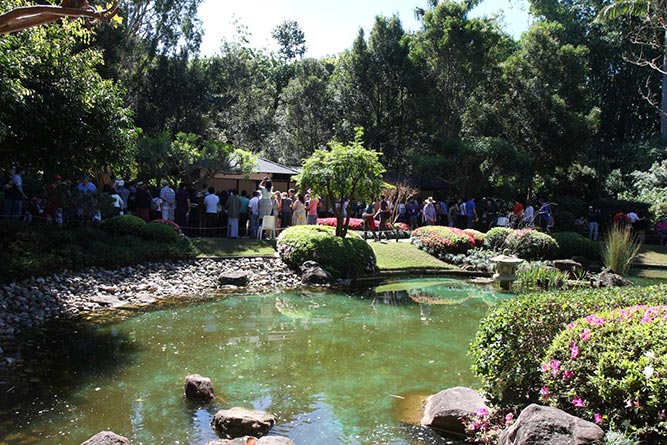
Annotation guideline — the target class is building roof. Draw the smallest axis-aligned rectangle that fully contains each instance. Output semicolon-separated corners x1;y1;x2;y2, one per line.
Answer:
255;158;300;175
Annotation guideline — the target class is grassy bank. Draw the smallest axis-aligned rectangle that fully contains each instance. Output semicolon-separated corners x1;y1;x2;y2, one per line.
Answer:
369;240;457;271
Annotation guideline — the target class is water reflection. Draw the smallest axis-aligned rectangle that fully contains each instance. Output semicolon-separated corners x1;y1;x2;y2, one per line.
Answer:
1;279;507;445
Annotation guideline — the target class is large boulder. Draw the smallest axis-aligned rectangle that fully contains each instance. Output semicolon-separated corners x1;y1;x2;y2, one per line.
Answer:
184;374;215;401
498;404;604;445
421;387;488;435
301;261;334;285
211;407;275;439
593;268;632;288
552;260;583;275
218;271;250;286
81;431;131;445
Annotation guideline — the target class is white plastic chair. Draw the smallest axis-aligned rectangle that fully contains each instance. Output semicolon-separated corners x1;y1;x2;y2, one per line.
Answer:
258;215;276;240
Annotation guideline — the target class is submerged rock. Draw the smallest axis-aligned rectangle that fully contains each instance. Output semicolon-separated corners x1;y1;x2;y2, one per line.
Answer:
184;374;215;401
301;261;334;285
80;431;131;445
498;404;604;445
421;387;488;435
211;407;275;439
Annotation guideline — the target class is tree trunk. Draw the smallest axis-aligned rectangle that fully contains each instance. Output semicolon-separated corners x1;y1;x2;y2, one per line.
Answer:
662;29;667;143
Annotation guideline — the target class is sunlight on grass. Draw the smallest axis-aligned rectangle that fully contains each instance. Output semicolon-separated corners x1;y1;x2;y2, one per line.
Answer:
192;238;276;257
369;241;457;271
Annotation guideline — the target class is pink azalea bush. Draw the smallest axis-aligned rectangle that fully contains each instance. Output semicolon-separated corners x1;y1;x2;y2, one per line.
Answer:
541;305;667;440
463;406;516;444
410;226;475;257
464;229;485;248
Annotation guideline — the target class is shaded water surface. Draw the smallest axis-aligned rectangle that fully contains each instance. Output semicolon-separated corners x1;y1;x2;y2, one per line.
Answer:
0;278;508;445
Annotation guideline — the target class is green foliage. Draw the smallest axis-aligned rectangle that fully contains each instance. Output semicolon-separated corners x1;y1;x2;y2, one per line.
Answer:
505;229;559;260
470;285;667;406
139;222;180;243
602;224;641;275
276;225;377;278
554;210;576;231
410;226;475;257
542;305;667;440
294;128;386;237
515;263;569;291
484;227;513;251
552;195;589;217
552;231;600;259
604;430;640;445
100;215;146;236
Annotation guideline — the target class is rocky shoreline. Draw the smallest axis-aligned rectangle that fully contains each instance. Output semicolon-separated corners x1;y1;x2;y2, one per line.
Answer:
0;257;302;370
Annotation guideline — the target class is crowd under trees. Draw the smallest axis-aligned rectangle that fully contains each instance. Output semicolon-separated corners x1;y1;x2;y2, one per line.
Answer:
0;0;666;214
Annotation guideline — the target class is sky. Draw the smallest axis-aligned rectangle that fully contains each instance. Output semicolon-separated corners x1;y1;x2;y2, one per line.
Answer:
198;0;533;59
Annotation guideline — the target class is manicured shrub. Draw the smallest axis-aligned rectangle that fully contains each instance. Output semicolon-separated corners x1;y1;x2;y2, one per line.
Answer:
464;229;485;248
505;229;558;260
277;225;377;278
470;285;667;406
553;211;576;231
484;227;513;251
140;222;180;243
552;231;600;259
100;214;146;236
150;219;183;235
410;226;474;257
541;305;667;440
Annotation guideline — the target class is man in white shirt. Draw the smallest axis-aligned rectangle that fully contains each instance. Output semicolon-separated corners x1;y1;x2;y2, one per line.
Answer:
203;186;219;236
248;191;260;238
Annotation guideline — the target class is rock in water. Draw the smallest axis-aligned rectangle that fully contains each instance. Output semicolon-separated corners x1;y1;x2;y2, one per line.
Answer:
184;374;215;401
211;407;275;439
421;387;488;435
498;404;604;445
300;261;334;285
80;431;131;445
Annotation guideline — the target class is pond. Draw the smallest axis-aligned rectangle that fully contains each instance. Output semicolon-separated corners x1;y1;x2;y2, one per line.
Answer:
0;278;509;445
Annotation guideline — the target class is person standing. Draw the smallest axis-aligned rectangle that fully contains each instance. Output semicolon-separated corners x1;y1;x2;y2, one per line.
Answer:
586;206;600;241
238;190;250;238
465;197;477;229
306;193;319;225
538;198;552;231
422;197;437;226
203;186;220;237
160;179;176;221
115;180;130;215
292;193;307;226
258;177;273;218
225;189;241;238
280;191;293;230
134;182;151;222
248;190;260;238
456;198;467;230
175;182;191;228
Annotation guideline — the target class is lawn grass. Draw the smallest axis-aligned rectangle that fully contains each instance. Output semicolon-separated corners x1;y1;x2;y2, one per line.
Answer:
636;244;667;266
192;237;277;257
369;241;457;271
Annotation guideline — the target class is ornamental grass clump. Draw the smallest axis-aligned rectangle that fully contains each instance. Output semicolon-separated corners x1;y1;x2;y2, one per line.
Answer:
602;224;641;275
410;226;475;257
505;228;558;260
277;225;376;278
541;305;667;441
470;285;667;406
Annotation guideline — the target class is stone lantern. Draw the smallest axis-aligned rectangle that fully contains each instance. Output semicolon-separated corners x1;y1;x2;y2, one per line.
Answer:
491;250;524;291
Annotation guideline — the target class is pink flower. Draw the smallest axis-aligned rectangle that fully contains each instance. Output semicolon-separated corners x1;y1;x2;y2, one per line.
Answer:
572;397;585;407
540;386;549;399
540;363;549;373
505;412;514;426
570;341;579;360
475;407;489;417
550;360;561;375
585;314;605;326
594;413;603;424
580;328;591;342
563;370;575;380
567;322;576;330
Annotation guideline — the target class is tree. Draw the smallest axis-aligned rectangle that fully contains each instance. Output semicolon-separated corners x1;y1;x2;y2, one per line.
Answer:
0;0;119;34
271;19;306;61
294;128;386;238
0;14;136;177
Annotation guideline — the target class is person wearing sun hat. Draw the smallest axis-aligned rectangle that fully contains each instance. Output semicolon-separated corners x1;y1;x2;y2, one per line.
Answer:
422;197;437;225
159;179;176;221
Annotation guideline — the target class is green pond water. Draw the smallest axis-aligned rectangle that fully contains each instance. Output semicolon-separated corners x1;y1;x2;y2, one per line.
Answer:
0;278;509;445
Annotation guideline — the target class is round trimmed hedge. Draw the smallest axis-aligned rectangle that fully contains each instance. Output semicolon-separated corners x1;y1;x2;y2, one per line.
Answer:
470;284;667;406
551;231;600;259
277;225;377;278
505;229;558;260
484;227;513;251
100;215;146;236
140;222;180;243
410;226;474;257
542;306;667;440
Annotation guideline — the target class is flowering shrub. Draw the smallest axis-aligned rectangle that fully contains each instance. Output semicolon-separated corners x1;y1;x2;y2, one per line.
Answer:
393;222;410;232
470;284;667;406
484;227;513;251
149;219;183;235
541;305;667;440
505;229;558;260
317;217;365;231
464;406;516;444
277;225;377;278
410;226;475;257
464;229;485;247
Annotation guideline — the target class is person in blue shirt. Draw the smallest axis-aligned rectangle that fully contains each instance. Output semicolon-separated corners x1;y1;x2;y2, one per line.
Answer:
465;197;477;229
